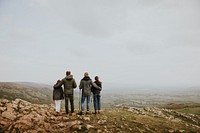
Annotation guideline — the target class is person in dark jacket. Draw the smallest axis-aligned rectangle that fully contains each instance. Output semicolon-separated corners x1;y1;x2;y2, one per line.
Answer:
53;80;64;113
79;72;100;115
92;76;102;114
54;71;77;114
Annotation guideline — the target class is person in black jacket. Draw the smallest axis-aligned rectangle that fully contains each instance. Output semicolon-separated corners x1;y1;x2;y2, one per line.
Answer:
92;76;102;114
53;80;64;113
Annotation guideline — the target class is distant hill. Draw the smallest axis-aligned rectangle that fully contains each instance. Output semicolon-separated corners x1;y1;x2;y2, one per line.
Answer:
0;82;53;104
17;82;53;89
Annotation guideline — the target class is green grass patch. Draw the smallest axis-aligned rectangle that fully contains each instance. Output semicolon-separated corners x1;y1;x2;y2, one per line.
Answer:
174;107;200;115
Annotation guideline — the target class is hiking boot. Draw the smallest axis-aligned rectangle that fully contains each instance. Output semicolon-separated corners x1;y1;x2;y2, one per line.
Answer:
70;112;76;116
78;111;84;115
54;112;59;116
92;111;97;115
64;113;69;117
86;111;91;115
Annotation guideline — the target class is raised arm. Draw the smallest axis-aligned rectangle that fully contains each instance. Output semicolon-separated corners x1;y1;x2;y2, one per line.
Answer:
79;80;83;90
73;79;77;89
91;81;101;90
53;80;63;88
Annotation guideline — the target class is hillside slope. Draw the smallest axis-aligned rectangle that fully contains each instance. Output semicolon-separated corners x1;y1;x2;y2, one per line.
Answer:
0;82;53;104
0;99;199;133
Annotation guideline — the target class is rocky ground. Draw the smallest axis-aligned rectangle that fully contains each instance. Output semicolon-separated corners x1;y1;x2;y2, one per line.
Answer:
0;98;200;133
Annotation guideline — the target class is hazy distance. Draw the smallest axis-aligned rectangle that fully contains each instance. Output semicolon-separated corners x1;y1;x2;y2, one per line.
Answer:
0;0;200;88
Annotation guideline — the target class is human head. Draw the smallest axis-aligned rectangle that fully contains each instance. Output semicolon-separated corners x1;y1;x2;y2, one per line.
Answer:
95;76;99;81
66;71;71;76
84;72;89;77
56;80;61;84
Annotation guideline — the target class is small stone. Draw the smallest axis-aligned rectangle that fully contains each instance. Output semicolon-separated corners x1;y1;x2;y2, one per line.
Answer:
72;125;82;130
0;107;6;112
179;130;185;133
98;119;107;124
57;123;65;128
121;117;126;121
86;124;94;130
1;99;9;104
97;129;102;133
168;129;174;133
83;117;90;121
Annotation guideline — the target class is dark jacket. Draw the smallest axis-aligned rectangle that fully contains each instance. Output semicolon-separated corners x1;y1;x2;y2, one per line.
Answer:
53;84;64;100
54;75;77;95
92;81;102;95
79;76;100;96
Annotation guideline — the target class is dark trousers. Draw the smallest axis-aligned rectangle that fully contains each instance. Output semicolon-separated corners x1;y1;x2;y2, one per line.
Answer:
64;94;74;114
93;94;101;111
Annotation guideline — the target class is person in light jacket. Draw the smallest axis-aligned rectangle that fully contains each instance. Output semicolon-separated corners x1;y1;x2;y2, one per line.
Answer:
79;72;100;115
53;80;64;113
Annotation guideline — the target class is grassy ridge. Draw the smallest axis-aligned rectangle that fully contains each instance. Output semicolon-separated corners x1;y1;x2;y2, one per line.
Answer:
0;82;53;104
175;107;200;115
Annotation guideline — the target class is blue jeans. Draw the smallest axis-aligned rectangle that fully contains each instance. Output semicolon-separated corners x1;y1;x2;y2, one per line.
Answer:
81;96;91;112
93;94;101;111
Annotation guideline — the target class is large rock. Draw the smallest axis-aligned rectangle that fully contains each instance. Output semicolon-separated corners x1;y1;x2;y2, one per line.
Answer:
14;114;34;130
2;111;16;120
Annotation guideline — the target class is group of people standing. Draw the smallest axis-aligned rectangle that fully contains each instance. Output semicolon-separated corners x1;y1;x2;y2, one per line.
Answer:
53;71;102;115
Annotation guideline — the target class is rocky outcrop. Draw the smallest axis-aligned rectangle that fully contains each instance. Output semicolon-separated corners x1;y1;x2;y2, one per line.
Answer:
124;106;200;126
0;98;104;133
0;98;200;133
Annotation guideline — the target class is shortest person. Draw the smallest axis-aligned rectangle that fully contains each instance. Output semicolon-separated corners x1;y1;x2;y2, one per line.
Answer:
92;76;102;114
53;80;64;113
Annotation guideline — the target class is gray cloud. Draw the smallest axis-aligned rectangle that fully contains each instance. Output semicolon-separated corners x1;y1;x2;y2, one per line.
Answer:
0;0;200;87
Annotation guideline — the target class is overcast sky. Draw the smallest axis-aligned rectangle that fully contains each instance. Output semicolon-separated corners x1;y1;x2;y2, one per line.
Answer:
0;0;200;87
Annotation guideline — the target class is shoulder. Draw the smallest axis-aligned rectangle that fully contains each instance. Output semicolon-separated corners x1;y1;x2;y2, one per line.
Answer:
95;81;102;84
53;84;57;88
62;78;66;82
